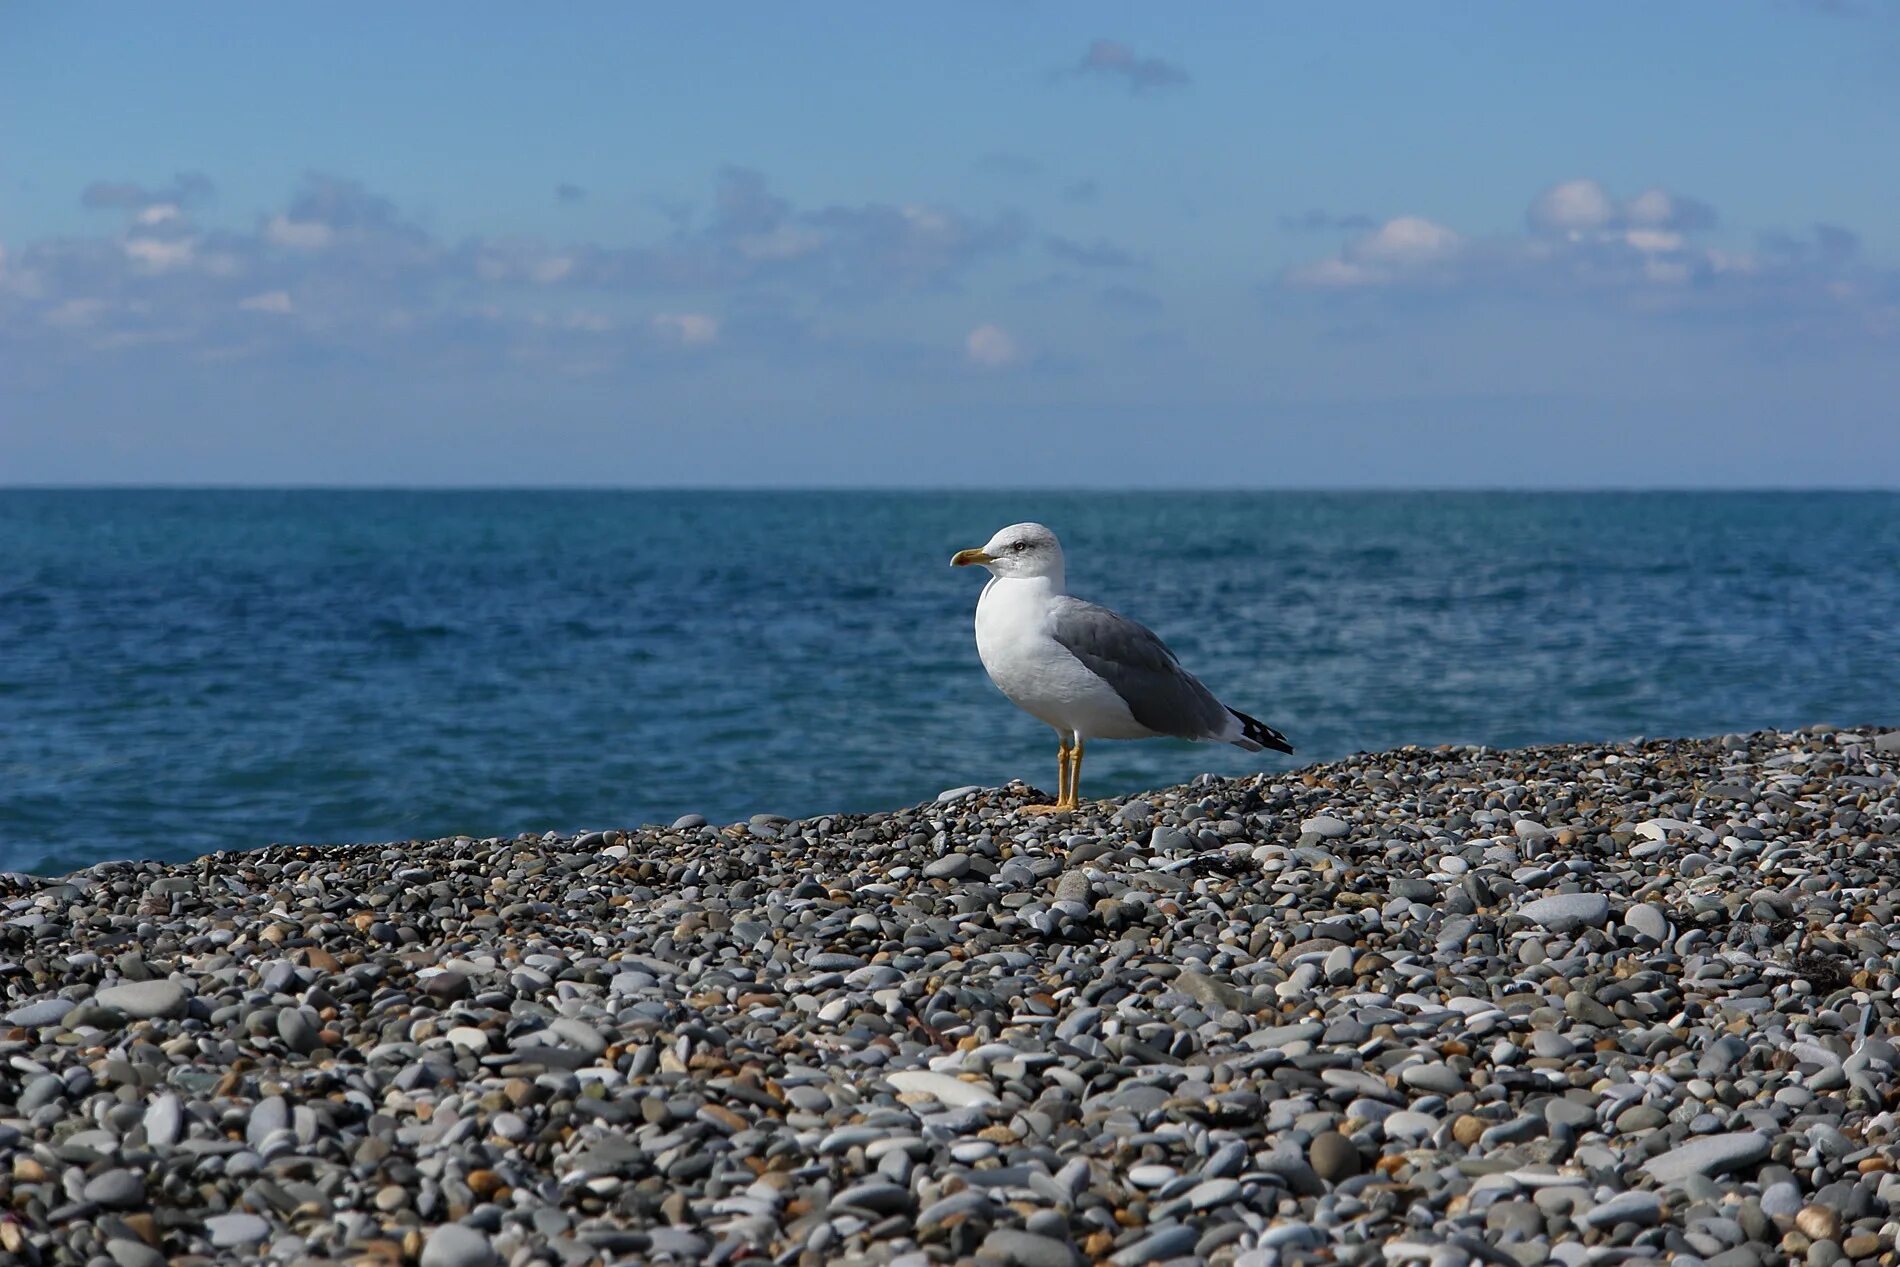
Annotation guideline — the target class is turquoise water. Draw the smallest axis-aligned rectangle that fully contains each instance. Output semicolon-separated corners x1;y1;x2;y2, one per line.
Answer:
2;490;1896;874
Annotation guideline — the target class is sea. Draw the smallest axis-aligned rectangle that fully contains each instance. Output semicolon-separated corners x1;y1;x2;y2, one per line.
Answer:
2;490;1896;876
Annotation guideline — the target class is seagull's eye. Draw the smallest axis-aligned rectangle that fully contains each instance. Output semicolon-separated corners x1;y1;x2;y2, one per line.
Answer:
1013;541;1029;553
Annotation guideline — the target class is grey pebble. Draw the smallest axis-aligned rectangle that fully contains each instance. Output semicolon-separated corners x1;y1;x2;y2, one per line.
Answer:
82;1169;145;1207
92;979;186;1019
105;1240;165;1267
3;728;1894;1267
977;1228;1084;1267
1642;1132;1773;1185
420;1223;501;1267
1519;892;1611;932
204;1213;272;1248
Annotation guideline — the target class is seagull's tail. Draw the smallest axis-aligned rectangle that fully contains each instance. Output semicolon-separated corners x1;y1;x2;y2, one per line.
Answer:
1227;707;1294;755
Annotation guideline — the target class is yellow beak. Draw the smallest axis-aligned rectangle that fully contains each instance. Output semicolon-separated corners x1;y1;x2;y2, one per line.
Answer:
951;548;994;567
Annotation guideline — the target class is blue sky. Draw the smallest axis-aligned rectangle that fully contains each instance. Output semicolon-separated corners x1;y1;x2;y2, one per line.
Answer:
4;3;1897;486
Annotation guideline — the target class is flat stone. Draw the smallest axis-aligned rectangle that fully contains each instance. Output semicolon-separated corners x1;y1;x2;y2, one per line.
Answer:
204;1213;272;1248
1301;815;1350;838
1580;1191;1663;1228
1175;968;1249;1013
1641;1132;1772;1185
106;1239;165;1267
93;979;187;1020
446;1026;491;1053
1401;1062;1464;1095
1384;1110;1440;1141
142;1092;183;1148
547;1018;607;1055
1625;903;1670;941
1520;893;1611;933
5;997;77;1027
886;1069;999;1107
1108;1226;1198;1266
82;1169;145;1207
978;1228;1084;1267
248;1095;288;1148
832;1180;913;1215
924;853;973;879
419;1223;502;1267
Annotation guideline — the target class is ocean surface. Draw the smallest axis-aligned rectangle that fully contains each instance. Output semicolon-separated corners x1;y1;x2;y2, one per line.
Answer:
2;490;1896;875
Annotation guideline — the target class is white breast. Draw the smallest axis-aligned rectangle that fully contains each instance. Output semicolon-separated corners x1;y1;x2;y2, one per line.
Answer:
973;576;1150;739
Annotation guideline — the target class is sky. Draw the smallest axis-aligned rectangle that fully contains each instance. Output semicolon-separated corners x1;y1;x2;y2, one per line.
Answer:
3;3;1898;487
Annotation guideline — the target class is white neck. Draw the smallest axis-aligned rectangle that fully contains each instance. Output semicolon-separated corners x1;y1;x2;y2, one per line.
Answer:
987;568;1065;598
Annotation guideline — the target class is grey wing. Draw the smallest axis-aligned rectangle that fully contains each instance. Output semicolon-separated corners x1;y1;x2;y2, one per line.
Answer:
1047;596;1236;740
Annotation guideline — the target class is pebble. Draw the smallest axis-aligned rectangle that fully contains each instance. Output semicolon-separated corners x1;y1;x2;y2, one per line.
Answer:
886;1069;1000;1107
1310;1131;1362;1182
1625;902;1670;941
977;1227;1084;1267
420;1223;501;1267
1519;892;1611;932
92;979;186;1019
82;1168;145;1207
204;1213;271;1248
142;1091;182;1148
5;997;77;1027
0;728;1892;1267
1643;1132;1774;1185
105;1240;165;1267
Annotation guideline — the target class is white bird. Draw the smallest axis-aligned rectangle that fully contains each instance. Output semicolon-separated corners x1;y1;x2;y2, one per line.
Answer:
951;522;1292;814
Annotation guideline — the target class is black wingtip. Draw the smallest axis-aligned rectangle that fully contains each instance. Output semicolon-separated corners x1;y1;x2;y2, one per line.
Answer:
1232;707;1295;755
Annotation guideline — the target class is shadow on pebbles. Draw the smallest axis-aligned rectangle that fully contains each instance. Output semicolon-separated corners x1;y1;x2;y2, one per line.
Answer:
4;726;1900;1267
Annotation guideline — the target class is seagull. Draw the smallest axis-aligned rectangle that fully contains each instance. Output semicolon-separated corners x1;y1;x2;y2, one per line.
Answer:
951;522;1293;814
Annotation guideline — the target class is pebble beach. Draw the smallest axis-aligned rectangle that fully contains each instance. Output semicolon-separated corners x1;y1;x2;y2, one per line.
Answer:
5;726;1900;1267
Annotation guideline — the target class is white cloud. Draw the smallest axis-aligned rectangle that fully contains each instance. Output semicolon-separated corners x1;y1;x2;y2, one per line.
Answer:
265;215;333;250
124;236;194;272
239;290;293;314
1624;229;1683;254
135;203;182;227
1278;178;1894;342
965;323;1022;367
1528;179;1617;234
651;312;719;346
1624;188;1677;227
1286;215;1461;288
1356;216;1462;266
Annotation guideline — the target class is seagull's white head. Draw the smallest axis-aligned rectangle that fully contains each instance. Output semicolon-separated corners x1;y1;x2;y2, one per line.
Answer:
951;522;1065;581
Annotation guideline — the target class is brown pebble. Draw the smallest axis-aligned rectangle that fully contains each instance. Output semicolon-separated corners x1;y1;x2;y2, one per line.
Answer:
302;947;340;972
1797;1205;1842;1242
1841;1233;1881;1258
700;1104;748;1133
1310;1130;1362;1182
1452;1114;1486;1146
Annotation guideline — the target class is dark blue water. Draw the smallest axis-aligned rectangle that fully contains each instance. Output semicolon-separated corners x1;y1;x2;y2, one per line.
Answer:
2;490;1896;874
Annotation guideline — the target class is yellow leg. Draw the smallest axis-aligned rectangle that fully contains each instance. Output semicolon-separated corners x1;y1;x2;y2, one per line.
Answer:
1022;734;1072;815
1064;739;1086;810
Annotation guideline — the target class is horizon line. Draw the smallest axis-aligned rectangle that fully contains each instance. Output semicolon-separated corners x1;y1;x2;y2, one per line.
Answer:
2;483;1898;495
